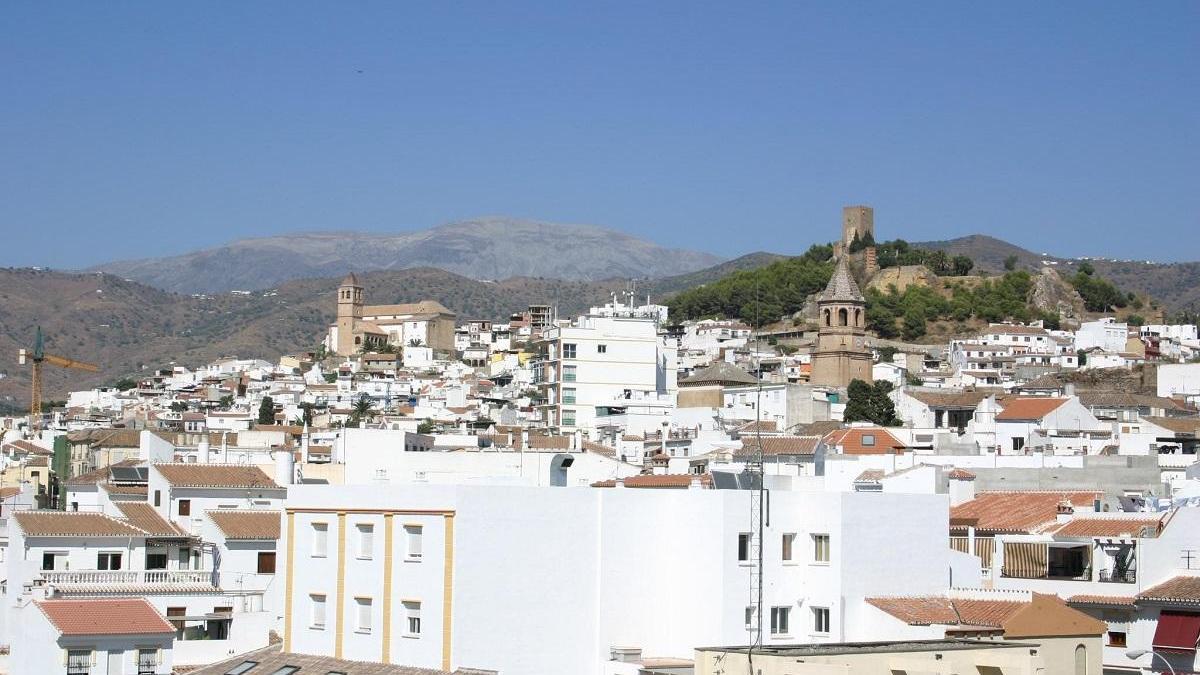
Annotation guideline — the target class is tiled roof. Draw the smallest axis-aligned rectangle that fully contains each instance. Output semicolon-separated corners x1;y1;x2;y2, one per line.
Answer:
527;435;570;450
581;440;617;458
1138;576;1200;604
101;482;149;496
364;300;455;317
818;257;864;303
907;390;994;409
736;420;779;433
1067;595;1138;607
678;361;759;387
116;502;188;537
153;463;279;489
36;598;174;636
66;428;143;448
823;427;906;455
592;474;712;489
15;511;145;537
64;459;142;486
995;397;1069;421
208;510;282;540
184;644;492;675
1052;516;1164;538
854;469;885;483
2;439;52;455
986;323;1049;336
736;435;821;457
948;468;976;481
869;594;1104;638
949;491;1102;534
1145;416;1200;435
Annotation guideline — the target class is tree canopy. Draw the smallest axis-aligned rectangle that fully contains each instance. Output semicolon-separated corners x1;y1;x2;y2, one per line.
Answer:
843;380;901;426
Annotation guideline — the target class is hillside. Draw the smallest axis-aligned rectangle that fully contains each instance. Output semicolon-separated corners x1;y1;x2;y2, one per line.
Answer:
89;217;723;294
0;267;621;404
918;235;1200;313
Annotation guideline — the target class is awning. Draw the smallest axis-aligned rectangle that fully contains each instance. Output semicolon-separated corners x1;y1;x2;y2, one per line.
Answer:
1152;611;1200;654
1002;542;1048;579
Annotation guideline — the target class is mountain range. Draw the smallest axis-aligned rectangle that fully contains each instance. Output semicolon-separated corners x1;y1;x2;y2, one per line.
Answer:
88;217;724;294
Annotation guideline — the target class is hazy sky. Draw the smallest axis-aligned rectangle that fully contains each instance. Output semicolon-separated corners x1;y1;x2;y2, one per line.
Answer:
2;2;1197;268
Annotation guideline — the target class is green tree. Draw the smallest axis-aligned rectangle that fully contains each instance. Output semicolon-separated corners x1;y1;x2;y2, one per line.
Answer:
218;394;234;410
1126;314;1146;326
417;419;436;434
951;255;974;276
257;396;275;425
1003;255;1019;272
843;379;901;426
169;401;188;413
114;377;137;391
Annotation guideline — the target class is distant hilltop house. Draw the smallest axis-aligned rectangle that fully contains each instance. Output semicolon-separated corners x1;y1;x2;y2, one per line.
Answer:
325;273;457;356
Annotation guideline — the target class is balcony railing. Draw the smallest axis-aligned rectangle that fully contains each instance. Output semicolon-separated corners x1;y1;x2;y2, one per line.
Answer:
1099;569;1136;584
41;569;214;586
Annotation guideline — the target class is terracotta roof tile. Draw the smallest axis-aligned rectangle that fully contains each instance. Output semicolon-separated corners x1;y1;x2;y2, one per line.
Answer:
581;440;617;458
823;427;906;455
116;502;188;537
995;397;1069;421
208;510;282;540
949;491;1102;534
15;511;145;537
592;474;712;489
1068;595;1138;607
64;459;142;486
1052;516;1164;538
869;594;1104;638
36;598;174;636
948;468;977;480
185;643;488;675
735;435;820;457
153;463;279;489
2;439;52;455
907;390;994;409
1139;576;1200;604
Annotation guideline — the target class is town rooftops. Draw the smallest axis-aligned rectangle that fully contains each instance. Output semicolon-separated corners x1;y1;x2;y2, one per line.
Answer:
37;598;174;636
14;511;146;537
949;491;1102;534
153;463;280;489
696;638;1034;657
1145;416;1200;435
64;458;143;486
185;643;494;675
66;428;143;448
906;389;995;409
208;509;282;540
1138;576;1200;605
994;397;1069;421
735;435;821;457
2;439;52;455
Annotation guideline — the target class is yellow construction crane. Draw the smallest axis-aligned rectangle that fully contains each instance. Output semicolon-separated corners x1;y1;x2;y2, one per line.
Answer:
17;326;99;431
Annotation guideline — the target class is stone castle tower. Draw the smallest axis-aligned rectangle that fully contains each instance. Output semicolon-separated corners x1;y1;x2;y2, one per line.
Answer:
810;257;873;388
335;272;364;356
842;205;874;248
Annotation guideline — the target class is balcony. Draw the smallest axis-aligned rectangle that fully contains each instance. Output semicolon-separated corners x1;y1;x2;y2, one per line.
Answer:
1099;569;1136;584
41;569;215;588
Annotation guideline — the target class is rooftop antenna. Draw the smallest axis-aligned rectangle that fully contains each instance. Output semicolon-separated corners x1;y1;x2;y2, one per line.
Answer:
747;277;766;667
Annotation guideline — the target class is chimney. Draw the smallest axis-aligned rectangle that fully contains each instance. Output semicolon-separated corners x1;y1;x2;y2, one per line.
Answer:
220;432;230;463
572;429;583;451
947;469;976;506
197;435;210;464
520;429;530;450
689;475;704;490
610;647;642;663
1056;499;1075;523
614;477;625;489
1064;383;1076;398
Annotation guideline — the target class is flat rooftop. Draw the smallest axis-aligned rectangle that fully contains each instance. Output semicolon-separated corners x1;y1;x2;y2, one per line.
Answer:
695;638;1034;657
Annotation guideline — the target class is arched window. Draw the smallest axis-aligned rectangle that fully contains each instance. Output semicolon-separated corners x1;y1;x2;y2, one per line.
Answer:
855;308;862;327
823;309;831;327
354;336;362;345
1074;644;1086;675
838;308;848;326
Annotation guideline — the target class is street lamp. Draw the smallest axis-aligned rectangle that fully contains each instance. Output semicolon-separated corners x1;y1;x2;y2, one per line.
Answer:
1126;648;1176;675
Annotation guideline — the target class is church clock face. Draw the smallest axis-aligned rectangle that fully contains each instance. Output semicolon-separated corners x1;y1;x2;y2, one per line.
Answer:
854;336;865;349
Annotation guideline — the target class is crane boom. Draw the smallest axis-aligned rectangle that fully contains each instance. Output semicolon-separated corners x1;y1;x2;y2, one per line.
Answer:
42;353;100;372
20;326;102;433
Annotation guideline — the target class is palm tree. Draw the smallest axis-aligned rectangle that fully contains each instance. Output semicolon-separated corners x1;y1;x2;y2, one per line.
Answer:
350;394;374;427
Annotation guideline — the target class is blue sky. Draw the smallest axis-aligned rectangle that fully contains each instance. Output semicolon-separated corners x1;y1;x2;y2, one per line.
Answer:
1;2;1197;268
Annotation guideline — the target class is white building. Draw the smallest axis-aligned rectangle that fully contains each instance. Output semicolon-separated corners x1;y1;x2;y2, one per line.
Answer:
1076;318;1129;354
279;483;956;675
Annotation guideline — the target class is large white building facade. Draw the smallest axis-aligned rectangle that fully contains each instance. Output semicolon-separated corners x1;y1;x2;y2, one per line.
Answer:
279;484;957;675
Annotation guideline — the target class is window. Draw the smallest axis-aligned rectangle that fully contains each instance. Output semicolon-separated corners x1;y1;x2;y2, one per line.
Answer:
562;343;577;359
563;365;577;382
167;607;186;637
225;662;259;675
42;552;65;571
312;522;329;557
813;607;831;634
770;606;790;635
1074;644;1086;675
562;387;576;405
137;649;158;675
97;552;123;570
1012;437;1025;452
357;524;374;559
782;533;796;562
153;490;161;507
405;525;423;560
269;668;300;675
744;605;756;631
813;534;830;563
310;594;326;629
737;533;752;562
1106;630;1127;647
146;553;168;570
861;434;875;447
404;600;421;636
561;409;576;427
355;597;372;633
67;649;92;675
597;344;607;354
257;551;276;574
178;499;191;516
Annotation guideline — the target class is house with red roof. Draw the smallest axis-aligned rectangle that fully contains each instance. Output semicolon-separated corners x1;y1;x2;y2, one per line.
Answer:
976;396;1107;455
11;597;175;675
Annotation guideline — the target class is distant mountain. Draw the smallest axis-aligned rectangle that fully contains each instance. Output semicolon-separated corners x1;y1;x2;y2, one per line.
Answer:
918;235;1200;312
88;217;724;294
645;251;789;297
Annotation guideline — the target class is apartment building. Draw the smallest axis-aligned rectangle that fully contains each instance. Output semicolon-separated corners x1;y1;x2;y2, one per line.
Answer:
279;484;955;675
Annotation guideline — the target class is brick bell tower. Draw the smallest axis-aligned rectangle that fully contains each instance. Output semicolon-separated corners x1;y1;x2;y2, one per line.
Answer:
810;257;873;388
335;272;363;356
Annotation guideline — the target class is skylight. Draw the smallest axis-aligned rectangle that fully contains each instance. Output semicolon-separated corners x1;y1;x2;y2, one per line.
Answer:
225;662;259;675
